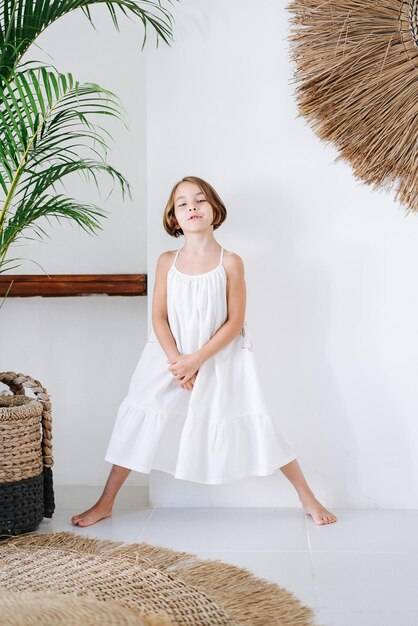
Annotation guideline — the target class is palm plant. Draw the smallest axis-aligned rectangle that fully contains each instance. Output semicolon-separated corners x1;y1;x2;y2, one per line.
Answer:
0;0;177;277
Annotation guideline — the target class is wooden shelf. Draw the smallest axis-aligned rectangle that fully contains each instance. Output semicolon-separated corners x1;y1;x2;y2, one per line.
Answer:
0;274;147;297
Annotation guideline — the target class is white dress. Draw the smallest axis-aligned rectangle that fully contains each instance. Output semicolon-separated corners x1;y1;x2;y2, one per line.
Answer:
104;246;297;484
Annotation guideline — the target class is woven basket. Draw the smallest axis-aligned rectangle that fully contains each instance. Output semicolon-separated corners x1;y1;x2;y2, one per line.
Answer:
0;371;55;536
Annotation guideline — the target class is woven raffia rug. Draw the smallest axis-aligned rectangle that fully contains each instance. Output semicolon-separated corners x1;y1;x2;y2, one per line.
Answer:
0;531;317;626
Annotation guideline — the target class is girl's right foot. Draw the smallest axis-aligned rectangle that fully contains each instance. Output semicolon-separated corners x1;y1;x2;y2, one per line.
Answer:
71;501;113;527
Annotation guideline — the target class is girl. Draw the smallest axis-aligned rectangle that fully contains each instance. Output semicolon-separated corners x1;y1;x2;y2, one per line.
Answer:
72;176;337;527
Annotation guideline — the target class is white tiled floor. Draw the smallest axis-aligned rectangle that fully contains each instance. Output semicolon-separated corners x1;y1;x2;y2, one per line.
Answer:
37;488;418;626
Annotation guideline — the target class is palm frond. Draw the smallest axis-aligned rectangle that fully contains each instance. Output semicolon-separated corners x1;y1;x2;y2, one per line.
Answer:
0;0;178;78
0;65;131;266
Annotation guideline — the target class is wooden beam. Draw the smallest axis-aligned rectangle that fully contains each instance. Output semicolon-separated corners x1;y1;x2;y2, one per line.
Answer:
0;274;147;297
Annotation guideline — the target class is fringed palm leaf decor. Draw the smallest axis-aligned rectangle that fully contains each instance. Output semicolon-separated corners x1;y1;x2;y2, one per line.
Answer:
286;0;418;215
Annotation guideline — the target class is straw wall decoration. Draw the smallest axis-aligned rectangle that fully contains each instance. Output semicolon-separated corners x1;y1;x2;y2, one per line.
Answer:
286;0;418;215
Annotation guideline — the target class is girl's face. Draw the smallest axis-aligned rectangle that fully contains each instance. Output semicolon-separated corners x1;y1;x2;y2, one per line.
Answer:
173;181;214;233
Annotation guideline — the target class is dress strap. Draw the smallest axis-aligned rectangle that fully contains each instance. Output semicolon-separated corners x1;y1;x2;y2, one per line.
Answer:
172;248;181;268
219;246;224;266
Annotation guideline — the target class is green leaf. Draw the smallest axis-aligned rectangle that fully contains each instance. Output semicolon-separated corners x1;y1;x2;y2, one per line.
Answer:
0;0;178;79
0;65;131;267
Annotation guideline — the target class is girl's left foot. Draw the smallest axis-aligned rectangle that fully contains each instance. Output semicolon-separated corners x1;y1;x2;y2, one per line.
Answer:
300;494;337;525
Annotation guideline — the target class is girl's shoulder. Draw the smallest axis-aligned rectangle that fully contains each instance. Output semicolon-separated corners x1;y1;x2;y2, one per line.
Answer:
154;250;178;277
157;249;178;264
223;248;244;262
223;249;245;275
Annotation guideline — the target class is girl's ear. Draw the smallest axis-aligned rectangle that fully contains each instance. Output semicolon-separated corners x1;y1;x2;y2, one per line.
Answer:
171;215;179;229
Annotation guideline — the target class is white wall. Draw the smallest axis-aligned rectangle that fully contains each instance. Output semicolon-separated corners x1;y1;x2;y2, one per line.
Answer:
1;1;417;508
146;0;418;508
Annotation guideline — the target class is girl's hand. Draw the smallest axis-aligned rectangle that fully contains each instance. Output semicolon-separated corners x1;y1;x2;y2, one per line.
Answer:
180;372;197;391
166;352;196;390
167;353;201;385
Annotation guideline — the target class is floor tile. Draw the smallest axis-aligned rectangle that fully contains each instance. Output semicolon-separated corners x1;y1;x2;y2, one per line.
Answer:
314;608;418;626
137;507;309;551
312;552;418;612
307;509;418;553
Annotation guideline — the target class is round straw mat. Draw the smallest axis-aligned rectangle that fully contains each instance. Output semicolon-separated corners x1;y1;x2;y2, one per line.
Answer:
0;591;173;625
0;531;316;626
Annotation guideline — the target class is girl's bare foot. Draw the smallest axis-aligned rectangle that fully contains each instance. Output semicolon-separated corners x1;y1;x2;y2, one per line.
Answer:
71;501;113;527
300;494;337;525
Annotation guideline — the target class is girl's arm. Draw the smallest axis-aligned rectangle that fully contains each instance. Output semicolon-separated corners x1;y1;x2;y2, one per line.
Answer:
195;252;246;366
151;252;181;361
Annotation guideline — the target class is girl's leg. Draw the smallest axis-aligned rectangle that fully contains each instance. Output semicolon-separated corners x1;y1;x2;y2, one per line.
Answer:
71;464;131;527
279;458;337;525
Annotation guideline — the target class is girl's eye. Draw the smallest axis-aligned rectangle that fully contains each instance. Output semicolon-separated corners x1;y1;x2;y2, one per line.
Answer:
178;199;205;207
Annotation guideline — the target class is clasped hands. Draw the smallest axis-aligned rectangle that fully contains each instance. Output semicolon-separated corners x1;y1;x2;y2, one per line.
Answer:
167;352;202;391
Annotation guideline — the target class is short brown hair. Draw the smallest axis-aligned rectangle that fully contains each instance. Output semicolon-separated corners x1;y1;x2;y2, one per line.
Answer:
163;176;227;238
